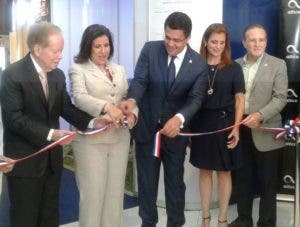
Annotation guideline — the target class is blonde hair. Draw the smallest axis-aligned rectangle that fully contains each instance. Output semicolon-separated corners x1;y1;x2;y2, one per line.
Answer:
27;22;61;52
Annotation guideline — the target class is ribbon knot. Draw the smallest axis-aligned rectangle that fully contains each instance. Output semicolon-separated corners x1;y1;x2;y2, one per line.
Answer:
275;118;300;140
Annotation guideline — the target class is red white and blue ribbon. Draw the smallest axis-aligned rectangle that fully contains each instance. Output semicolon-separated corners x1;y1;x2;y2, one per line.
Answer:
263;117;300;140
152;121;244;158
152;117;300;159
77;125;109;135
2;125;110;167
4;117;300;164
153;131;162;158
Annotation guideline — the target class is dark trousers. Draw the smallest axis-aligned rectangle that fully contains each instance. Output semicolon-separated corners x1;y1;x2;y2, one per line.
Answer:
235;126;280;227
135;135;188;227
0;175;10;227
7;167;62;227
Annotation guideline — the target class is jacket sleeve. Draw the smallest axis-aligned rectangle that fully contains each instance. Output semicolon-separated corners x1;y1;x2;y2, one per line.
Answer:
0;68;50;147
69;64;108;117
259;59;288;122
58;71;92;131
178;57;208;124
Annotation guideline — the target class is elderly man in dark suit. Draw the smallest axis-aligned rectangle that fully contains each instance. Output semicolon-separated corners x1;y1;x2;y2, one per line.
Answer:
229;24;288;227
121;12;208;227
0;22;103;227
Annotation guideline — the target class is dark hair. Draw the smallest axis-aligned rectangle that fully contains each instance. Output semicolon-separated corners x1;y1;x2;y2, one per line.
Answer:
200;23;232;68
164;12;192;38
243;24;267;40
74;24;114;63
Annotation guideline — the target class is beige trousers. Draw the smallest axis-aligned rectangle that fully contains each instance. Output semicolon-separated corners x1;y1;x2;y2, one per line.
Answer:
73;135;130;227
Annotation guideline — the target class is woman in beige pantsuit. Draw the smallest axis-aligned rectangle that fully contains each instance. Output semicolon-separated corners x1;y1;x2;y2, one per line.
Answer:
69;24;137;227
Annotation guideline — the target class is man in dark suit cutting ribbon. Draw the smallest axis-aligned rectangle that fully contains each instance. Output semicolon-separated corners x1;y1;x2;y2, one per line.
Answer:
121;12;208;227
0;22;103;227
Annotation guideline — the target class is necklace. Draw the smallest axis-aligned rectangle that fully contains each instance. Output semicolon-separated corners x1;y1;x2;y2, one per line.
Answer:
100;65;113;82
207;65;218;95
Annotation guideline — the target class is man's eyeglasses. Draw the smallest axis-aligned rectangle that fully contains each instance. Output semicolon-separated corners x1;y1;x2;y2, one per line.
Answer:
164;35;187;44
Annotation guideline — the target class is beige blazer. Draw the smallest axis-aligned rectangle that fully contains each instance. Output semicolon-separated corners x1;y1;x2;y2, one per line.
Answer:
69;60;130;144
236;53;288;151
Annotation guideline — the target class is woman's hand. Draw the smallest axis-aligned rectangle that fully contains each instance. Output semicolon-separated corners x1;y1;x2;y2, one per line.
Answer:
243;112;263;128
105;103;126;128
227;127;239;149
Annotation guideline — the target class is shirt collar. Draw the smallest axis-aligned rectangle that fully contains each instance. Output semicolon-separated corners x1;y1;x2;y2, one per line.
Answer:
175;45;187;61
168;46;187;61
30;54;43;74
243;53;264;66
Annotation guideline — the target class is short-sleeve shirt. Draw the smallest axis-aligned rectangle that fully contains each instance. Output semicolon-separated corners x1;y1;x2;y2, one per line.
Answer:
203;61;245;112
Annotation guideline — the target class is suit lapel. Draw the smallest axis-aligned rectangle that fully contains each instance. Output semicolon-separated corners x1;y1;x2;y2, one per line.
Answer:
47;72;57;112
159;47;169;92
168;46;192;93
85;60;113;85
251;54;268;91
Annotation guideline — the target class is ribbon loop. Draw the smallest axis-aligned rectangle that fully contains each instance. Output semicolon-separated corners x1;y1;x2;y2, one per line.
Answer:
276;118;300;141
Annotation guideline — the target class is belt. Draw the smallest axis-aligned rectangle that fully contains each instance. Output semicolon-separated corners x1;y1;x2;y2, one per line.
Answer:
220;110;227;118
200;109;230;119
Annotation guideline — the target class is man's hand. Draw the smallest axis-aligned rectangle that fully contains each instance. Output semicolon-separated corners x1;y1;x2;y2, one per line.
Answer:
126;112;137;129
160;116;182;138
52;129;74;145
93;118;113;129
119;99;136;115
243;112;263;128
0;156;15;173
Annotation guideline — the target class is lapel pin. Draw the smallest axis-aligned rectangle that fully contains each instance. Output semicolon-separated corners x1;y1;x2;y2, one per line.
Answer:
189;59;192;63
264;63;268;66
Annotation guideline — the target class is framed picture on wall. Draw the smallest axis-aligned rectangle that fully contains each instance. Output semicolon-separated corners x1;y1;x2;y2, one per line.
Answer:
35;0;51;23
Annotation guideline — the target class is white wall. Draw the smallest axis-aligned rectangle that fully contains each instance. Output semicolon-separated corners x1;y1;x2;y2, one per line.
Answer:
134;0;223;61
51;0;134;127
134;0;148;65
51;0;119;82
119;0;134;78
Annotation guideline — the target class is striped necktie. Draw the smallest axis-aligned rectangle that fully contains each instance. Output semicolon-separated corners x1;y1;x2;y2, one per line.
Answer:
39;71;48;100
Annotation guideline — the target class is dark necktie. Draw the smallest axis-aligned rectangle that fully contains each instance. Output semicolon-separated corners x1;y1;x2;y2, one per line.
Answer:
167;56;176;90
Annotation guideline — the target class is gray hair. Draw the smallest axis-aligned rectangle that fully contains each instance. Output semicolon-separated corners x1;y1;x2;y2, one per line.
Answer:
27;22;61;51
243;24;267;40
